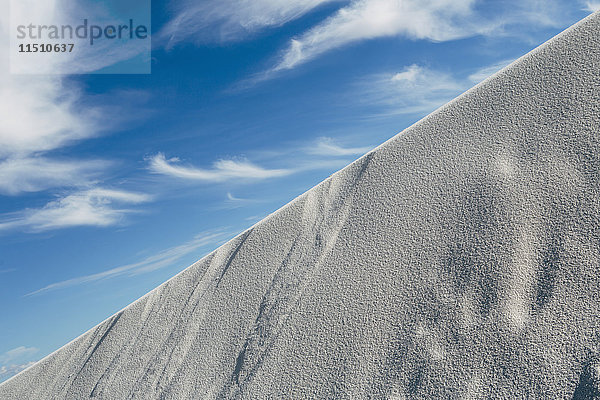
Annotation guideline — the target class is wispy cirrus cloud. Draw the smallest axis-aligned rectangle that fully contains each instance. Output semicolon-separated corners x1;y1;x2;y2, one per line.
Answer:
0;0;153;232
159;0;341;47
244;0;581;81
0;158;110;196
0;346;39;383
215;192;264;211
158;0;587;83
0;347;38;366
227;192;245;202
357;60;524;116
1;1;107;159
308;137;373;156
358;64;464;116
150;137;373;185
467;59;516;84
271;0;480;72
583;1;600;12
27;230;231;296
0;76;101;158
0;269;16;274
0;362;36;383
148;153;293;182
0;189;151;232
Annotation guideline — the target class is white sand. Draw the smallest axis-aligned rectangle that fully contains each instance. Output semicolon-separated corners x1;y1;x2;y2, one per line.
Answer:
2;11;600;400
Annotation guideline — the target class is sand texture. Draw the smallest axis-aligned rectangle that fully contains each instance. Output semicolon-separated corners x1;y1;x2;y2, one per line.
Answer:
2;11;600;400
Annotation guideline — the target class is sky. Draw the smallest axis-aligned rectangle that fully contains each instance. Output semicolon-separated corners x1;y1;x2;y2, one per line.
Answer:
0;0;598;383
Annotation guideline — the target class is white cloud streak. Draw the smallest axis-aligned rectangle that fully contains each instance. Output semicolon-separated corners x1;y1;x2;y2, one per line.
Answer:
584;1;600;12
0;77;101;157
272;0;480;72
26;230;231;296
308;137;373;156
0;347;38;366
468;59;516;84
0;269;16;274
0;158;109;196
359;64;464;116
0;346;39;382
0;189;151;232
249;0;580;79
150;136;374;186
0;2;152;231
348;59;536;117
226;192;248;202
0;362;36;383
159;0;588;82
1;0;151;155
0;0;104;158
217;192;260;210
149;153;293;182
0;0;146;222
159;0;341;47
358;59;522;116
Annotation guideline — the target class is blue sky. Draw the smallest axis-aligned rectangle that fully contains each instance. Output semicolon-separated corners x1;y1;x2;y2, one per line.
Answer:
0;0;597;382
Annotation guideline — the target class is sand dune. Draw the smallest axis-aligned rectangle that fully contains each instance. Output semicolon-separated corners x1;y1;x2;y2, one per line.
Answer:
2;11;600;400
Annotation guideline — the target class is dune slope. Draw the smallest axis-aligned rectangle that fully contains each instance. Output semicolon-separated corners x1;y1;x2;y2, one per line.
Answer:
2;11;600;400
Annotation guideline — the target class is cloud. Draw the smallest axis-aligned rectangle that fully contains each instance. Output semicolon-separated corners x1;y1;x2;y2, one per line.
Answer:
357;60;533;116
245;215;265;222
27;230;231;296
148;153;293;182
0;269;16;274
357;57;553;116
227;192;244;202
0;346;39;382
271;0;480;72
584;1;600;12
0;347;38;366
0;0;153;205
0;189;151;232
0;76;101;157
0;1;108;159
1;0;153;155
150;139;373;188
0;158;109;196
0;0;146;216
253;0;580;79
358;64;464;116
308;137;373;156
159;0;340;47
468;59;516;84
217;192;261;210
226;192;256;205
157;0;585;84
0;362;36;383
391;64;421;82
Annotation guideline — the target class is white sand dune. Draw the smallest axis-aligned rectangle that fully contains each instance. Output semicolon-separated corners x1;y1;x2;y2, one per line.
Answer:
3;12;600;400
